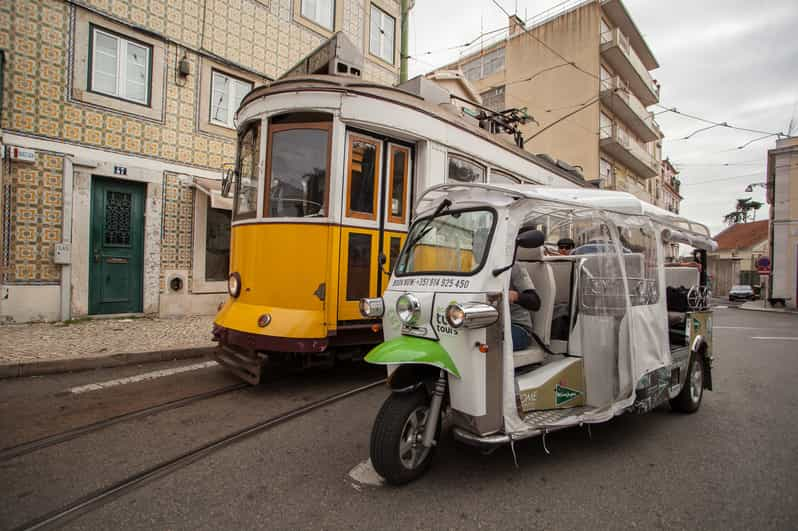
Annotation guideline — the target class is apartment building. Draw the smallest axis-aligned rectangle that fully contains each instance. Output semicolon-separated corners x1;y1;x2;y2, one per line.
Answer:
0;0;403;323
439;0;663;203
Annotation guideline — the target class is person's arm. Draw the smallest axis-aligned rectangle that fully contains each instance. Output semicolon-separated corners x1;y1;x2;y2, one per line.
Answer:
510;264;540;311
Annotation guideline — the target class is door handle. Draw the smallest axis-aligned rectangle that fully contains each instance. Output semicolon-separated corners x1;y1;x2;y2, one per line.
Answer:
94;252;101;263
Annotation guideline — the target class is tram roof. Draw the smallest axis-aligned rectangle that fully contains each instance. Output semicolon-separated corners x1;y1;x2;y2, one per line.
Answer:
239;75;587;187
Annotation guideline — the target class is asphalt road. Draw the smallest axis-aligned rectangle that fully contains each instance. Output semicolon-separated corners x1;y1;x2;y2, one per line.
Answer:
1;307;796;530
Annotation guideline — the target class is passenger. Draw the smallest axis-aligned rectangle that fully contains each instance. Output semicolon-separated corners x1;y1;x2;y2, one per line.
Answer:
557;238;575;255
510;230;541;351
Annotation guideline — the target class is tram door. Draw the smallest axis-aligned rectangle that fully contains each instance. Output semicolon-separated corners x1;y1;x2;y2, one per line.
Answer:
338;132;412;321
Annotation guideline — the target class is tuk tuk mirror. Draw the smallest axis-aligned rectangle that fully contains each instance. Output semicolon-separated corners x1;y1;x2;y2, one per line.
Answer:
516;229;545;249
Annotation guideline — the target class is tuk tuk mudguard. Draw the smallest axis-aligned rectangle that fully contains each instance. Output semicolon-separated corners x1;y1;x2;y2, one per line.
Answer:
365;336;461;379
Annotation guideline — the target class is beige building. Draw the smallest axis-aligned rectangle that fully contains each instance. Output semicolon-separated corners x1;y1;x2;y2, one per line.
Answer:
707;220;769;297
437;0;663;202
0;0;404;323
767;136;798;308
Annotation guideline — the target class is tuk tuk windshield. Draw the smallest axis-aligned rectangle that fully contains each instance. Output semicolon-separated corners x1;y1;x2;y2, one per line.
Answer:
395;208;495;276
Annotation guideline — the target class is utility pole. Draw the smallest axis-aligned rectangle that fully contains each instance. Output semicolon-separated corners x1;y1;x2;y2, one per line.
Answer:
400;0;412;83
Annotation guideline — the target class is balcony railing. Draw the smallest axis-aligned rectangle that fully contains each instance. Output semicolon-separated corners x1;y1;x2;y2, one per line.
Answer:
599;76;659;142
601;28;660;105
600;123;659;179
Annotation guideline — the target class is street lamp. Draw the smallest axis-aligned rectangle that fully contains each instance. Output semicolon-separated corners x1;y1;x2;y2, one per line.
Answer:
744;182;767;192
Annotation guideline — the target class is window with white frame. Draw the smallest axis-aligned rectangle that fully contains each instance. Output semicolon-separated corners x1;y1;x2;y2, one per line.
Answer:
210;71;253;129
90;26;151;105
301;0;335;31
369;5;395;64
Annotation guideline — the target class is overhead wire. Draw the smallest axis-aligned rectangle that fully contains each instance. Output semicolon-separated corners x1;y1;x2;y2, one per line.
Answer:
678;172;764;187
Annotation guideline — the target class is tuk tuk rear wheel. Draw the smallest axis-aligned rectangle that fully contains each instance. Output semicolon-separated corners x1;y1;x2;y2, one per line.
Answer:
370;389;440;485
670;354;704;413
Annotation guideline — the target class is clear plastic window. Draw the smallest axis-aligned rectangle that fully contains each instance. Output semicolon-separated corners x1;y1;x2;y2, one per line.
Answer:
395;209;495;276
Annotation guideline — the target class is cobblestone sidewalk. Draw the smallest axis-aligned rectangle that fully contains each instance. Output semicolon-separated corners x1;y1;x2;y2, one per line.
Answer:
0;315;216;364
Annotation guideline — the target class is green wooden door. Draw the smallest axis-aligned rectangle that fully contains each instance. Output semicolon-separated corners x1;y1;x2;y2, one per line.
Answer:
89;177;145;315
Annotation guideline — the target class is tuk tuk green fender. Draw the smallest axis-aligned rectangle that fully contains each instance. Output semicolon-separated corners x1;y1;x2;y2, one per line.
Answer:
365;336;461;378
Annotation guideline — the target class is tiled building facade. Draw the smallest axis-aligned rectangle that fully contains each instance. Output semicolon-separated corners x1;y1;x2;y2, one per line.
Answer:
0;0;403;322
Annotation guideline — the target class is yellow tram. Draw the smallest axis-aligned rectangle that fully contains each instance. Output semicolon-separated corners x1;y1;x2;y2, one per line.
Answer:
213;35;585;383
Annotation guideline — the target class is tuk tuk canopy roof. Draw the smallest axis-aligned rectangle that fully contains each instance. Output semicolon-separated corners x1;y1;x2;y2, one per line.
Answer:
416;183;715;250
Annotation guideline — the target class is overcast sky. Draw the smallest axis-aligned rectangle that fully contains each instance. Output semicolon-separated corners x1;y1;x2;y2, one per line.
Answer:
406;0;798;237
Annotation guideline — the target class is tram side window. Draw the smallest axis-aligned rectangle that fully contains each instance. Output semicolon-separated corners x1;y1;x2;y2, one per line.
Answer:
490;169;520;185
266;123;330;218
448;156;485;183
389;146;409;223
234;123;260;220
347;137;381;219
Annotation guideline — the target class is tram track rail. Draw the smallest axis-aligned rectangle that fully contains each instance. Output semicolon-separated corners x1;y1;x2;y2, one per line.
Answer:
12;379;386;531
0;383;249;463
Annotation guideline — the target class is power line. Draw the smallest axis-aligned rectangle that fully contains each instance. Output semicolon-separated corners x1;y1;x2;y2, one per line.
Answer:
524;97;600;142
679;172;764;187
655;105;786;139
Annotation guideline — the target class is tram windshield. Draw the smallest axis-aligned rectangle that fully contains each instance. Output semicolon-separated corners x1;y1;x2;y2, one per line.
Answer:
395;209;495;276
265;117;331;218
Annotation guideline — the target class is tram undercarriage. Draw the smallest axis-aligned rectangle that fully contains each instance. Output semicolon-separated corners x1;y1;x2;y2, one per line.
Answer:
213;324;381;384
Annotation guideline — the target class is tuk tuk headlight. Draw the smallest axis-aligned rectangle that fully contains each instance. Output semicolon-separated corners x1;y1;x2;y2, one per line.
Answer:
228;272;241;298
396;293;421;325
359;297;385;318
446;302;498;329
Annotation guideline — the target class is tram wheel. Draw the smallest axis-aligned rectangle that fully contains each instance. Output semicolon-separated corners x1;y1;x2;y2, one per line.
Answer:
670;354;704;413
370;389;439;485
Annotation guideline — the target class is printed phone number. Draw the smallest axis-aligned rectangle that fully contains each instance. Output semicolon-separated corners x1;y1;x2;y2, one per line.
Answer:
392;277;470;289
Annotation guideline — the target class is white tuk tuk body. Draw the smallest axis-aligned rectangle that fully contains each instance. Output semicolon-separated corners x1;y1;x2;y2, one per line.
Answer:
370;183;716;447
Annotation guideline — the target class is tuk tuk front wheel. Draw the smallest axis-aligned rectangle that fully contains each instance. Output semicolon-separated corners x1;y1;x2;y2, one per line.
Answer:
670;354;704;413
370;389;440;485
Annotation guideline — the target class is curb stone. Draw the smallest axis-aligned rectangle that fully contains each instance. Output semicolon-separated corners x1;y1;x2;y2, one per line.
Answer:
0;346;217;379
733;304;798;315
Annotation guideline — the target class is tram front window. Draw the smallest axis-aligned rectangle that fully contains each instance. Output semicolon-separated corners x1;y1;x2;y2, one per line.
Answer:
234;123;260;220
266;124;330;218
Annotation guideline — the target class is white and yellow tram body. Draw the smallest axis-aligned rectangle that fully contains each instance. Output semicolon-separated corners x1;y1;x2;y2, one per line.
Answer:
213;75;585;383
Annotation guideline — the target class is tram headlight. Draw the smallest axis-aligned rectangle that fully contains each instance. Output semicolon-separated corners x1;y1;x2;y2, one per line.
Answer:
359;298;385;318
446;302;498;329
228;272;242;298
396;293;421;325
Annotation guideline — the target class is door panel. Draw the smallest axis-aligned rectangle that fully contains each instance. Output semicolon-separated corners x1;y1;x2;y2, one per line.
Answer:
337;133;412;323
337;227;380;321
89;177;145;315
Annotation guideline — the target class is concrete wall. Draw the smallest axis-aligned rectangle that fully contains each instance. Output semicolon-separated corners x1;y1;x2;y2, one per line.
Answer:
770;137;798;307
462;2;601;182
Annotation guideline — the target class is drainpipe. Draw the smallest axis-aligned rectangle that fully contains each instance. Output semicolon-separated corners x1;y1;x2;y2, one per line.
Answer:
60;157;73;321
400;0;410;83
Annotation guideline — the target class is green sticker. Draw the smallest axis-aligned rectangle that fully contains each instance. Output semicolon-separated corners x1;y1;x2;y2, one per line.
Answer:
555;384;582;406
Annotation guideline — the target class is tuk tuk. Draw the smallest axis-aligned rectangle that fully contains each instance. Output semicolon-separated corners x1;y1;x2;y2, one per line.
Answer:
359;183;717;485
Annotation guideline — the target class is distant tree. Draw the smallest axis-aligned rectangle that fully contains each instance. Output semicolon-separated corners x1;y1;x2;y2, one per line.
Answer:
723;210;745;226
724;197;765;225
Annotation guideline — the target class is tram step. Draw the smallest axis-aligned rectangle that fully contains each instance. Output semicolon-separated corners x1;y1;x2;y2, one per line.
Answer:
214;346;263;385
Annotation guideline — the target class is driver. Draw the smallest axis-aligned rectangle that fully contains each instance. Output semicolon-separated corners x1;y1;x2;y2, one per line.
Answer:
509;229;541;351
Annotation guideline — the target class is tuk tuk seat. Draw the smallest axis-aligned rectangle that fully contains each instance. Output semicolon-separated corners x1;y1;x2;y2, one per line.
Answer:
516;247;556;346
